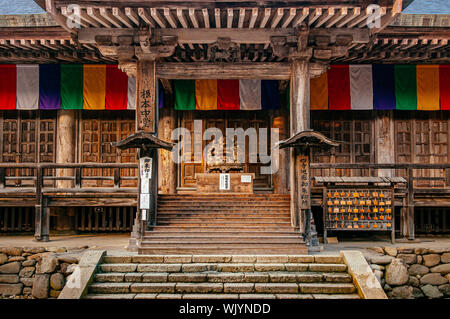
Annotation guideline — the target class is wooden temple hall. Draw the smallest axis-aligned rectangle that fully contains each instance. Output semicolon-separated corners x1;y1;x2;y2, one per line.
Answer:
0;0;449;254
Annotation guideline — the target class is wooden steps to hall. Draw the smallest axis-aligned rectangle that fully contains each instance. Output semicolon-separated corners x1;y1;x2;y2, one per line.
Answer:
139;194;307;255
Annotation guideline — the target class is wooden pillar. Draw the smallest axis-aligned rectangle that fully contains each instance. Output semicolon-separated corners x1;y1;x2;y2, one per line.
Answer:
56;109;76;188
272;109;289;194
129;57;157;251
375;110;395;177
158;107;177;194
290;59;310;232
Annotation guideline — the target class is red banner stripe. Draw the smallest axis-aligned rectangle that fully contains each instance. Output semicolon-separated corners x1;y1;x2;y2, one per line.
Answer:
218;79;240;110
106;65;128;110
0;65;17;110
328;65;351;110
440;65;450;110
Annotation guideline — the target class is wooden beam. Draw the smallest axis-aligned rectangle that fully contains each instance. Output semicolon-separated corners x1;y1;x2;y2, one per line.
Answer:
154;28;295;44
87;7;112;27
100;7;122;28
238;8;245;29
314;8;335;28
151;8;166;28
125;7;140;26
227;8;233;28
0;27;70;40
336;7;360;28
113;7;133;28
326;7;347;28
156;62;291;79
45;0;74;34
271;8;284;29
308;8;322;26
249;8;258;28
202;8;210;28
138;8;154;27
260;8;271;28
164;8;177;28
189;8;199;28
293;8;309;27
214;8;221;28
281;8;297;28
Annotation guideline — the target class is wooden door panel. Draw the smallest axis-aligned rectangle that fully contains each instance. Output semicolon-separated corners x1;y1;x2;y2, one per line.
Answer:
179;111;271;189
80;112;137;188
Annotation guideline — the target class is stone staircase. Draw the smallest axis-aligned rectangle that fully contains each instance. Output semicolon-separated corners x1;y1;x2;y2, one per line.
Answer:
84;254;360;299
140;194;307;255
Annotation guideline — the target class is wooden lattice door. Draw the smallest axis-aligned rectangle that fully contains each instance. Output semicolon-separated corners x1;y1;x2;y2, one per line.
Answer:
80;112;137;187
311;111;373;177
395;112;449;187
0;111;56;186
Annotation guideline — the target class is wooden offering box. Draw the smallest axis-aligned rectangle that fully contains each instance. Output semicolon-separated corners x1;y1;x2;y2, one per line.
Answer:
195;173;254;194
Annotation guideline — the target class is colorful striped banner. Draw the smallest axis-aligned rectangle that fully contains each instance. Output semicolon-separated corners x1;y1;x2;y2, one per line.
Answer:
0;65;16;110
310;72;328;110
218;80;239;110
106;65;128;110
39;64;61;110
372;64;396;110
328;65;351;110
174;80;196;111
61;64;83;110
350;65;373;110
196;80;217;110
1;64;449;112
17;65;39;110
239;79;261;110
417;65;440;111
440;65;450;111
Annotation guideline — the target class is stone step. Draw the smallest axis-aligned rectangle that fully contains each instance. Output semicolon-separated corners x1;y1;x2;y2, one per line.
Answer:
88;282;355;295
84;293;360;299
99;263;345;274
143;230;300;239
142;236;302;242
148;226;299;231
141;238;303;245
138;247;309;255
95;271;352;284
102;255;342;264
156;212;291;217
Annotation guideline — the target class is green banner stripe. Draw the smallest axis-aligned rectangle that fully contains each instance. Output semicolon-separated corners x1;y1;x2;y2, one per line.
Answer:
61;64;84;109
395;65;417;110
174;80;196;110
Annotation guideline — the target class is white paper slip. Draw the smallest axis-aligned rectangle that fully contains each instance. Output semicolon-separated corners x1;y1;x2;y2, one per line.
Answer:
219;173;230;190
241;175;252;183
140;157;152;179
141;178;150;194
140;193;150;209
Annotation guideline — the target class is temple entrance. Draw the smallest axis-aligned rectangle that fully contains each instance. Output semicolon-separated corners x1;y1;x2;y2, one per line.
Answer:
178;110;272;190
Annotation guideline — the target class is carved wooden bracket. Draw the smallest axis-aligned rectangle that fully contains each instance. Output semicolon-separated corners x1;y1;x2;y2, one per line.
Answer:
207;37;240;62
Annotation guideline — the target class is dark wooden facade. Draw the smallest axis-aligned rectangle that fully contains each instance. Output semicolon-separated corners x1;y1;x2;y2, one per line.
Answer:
0;0;449;244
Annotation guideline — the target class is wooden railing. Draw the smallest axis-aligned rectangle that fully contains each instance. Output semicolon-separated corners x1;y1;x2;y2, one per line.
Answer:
0;163;139;194
0;163;139;240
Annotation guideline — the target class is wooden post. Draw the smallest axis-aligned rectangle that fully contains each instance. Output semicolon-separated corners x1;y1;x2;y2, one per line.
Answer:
34;165;49;241
290;59;310;232
375;110;395;177
56;110;76;188
407;167;415;240
129;56;157;251
158;106;177;194
272;111;289;194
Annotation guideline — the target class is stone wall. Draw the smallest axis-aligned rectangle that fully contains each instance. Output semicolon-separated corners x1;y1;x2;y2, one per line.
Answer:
366;246;450;299
0;247;86;299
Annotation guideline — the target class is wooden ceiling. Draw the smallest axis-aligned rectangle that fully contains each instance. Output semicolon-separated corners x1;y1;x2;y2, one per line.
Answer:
0;0;447;64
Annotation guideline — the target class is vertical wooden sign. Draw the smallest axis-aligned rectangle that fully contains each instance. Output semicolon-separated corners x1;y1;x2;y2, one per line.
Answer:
297;152;311;210
136;59;156;133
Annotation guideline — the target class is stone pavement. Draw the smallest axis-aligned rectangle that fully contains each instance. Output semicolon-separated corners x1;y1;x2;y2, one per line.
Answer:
0;234;448;256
